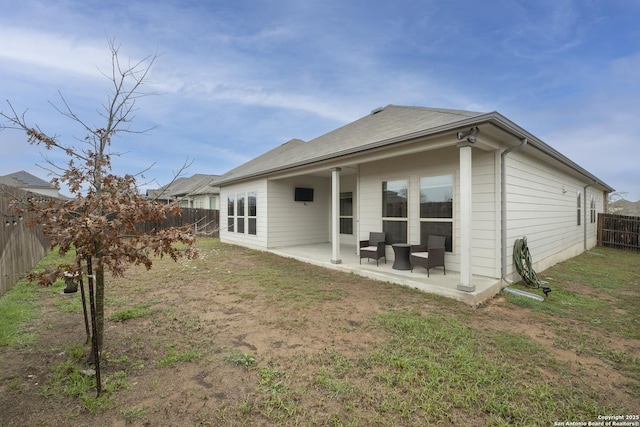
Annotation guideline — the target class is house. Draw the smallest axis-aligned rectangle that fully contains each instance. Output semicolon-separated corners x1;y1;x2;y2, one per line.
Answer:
609;199;640;217
0;170;62;198
147;174;220;209
214;105;613;297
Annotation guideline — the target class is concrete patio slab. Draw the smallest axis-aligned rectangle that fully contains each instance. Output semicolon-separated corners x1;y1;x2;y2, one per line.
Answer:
268;243;503;306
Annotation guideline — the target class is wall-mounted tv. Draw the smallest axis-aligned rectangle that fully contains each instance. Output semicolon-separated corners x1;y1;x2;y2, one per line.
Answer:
294;187;314;202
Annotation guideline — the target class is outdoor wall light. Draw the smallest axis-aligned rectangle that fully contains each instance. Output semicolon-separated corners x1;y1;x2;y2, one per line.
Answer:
457;126;479;144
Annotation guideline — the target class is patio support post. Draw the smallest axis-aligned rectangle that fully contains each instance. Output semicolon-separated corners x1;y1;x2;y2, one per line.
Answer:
331;167;342;264
457;139;475;292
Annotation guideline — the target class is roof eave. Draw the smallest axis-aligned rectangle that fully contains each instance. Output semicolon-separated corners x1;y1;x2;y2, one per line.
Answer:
214;115;490;186
484;114;615;193
216;111;614;193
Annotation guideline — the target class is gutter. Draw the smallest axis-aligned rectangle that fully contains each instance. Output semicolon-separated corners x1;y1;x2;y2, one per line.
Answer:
501;137;528;285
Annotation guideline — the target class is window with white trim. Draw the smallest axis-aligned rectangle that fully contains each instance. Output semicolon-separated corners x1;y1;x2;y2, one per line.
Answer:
382;180;408;244
340;192;353;234
227;195;234;232
236;193;245;233
420;175;453;252
228;192;258;235
577;191;582;226
248;192;257;235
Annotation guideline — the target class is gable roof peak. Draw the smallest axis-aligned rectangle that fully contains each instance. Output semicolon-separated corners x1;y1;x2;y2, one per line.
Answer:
281;138;306;146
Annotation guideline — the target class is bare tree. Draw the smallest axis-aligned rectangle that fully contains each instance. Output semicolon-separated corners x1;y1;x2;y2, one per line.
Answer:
0;40;197;369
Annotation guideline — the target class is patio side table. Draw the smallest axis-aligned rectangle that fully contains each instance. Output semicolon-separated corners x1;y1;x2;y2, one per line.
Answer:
391;244;412;270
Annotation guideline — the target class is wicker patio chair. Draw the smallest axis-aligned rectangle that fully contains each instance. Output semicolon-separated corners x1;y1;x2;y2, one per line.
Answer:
359;232;386;266
410;235;446;277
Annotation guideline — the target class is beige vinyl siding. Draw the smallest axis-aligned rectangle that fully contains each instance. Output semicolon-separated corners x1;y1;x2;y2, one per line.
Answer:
267;176;330;248
219;179;268;249
359;146;499;276
470;150;499;277
584;187;606;248
504;151;587;274
192;195;215;209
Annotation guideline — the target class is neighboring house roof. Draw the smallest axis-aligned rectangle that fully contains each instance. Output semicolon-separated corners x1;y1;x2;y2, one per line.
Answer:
0;170;57;190
151;174;219;200
610;199;640;216
214;105;614;192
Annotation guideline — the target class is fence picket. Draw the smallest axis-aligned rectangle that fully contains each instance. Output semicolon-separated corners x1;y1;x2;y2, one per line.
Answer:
1;186;219;298
598;213;640;251
0;184;51;297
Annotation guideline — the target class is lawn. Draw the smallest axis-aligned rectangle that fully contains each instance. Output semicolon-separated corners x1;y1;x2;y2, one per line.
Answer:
0;238;638;426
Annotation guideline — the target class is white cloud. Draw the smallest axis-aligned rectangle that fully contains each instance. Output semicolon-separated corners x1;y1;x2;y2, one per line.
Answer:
0;27;109;80
1;0;638;202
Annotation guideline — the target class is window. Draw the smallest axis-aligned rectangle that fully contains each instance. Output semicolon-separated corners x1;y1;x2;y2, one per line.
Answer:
340;192;353;234
420;175;453;252
227;195;234;232
590;195;596;224
577;192;582;226
209;196;218;210
382;180;408;244
248;192;257;235
228;192;257;235
420;175;453;218
236;193;245;233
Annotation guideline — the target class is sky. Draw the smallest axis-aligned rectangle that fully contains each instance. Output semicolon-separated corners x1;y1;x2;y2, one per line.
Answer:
0;0;638;200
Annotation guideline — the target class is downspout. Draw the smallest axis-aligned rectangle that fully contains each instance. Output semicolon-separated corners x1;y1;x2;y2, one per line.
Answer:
501;137;528;285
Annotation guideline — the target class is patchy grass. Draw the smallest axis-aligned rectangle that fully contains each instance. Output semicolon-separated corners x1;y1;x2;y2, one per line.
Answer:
0;280;40;348
1;239;638;426
109;300;159;322
41;344;129;414
224;349;257;369
157;348;203;368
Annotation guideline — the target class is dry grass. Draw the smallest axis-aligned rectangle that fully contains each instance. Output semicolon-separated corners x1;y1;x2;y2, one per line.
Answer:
1;239;638;426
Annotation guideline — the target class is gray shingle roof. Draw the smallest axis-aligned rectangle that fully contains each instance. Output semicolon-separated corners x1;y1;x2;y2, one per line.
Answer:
0;171;56;189
216;105;484;184
153;174;219;199
214;104;614;193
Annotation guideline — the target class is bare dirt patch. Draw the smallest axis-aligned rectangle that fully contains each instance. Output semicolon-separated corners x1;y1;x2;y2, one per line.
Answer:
1;241;638;426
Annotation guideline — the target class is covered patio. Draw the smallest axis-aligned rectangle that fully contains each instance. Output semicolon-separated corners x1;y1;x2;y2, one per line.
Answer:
268;243;503;306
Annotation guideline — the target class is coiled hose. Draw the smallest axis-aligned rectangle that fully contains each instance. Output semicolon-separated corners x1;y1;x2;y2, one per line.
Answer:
513;237;543;288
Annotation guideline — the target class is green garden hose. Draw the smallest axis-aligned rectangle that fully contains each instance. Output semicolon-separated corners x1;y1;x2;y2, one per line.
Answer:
513;237;544;288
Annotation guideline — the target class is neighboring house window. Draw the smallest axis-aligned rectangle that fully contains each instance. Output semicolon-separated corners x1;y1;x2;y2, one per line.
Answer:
420;175;453;252
248;192;257;235
577;191;582;226
227;195;234;232
194;198;205;209
340;192;353;235
590;195;596;224
209;196;218;210
382;180;408;244
236;193;245;233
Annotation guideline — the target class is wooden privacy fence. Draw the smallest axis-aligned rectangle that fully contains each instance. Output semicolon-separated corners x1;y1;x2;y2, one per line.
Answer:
0;184;51;298
1;185;219;298
598;213;640;251
136;208;220;237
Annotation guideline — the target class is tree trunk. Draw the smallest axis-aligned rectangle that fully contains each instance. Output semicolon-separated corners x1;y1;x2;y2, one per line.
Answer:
95;267;105;350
